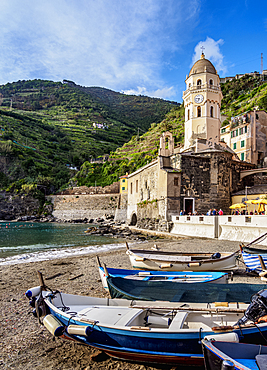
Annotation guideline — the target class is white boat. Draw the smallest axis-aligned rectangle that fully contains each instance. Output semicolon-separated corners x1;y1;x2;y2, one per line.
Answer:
27;284;254;367
126;245;239;272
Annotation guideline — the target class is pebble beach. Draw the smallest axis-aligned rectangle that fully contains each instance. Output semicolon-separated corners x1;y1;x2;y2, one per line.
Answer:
0;236;263;370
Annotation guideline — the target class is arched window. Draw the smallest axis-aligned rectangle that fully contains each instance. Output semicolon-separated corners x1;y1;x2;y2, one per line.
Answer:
209;79;213;86
210;106;214;117
197;106;201;117
165;137;169;149
188;83;191;89
197;79;202;86
187;109;190;120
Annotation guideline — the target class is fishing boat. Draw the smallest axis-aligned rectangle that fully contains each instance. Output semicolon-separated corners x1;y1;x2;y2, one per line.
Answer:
240;233;267;254
126;244;239;272
105;275;265;302
97;257;229;290
26;275;267;367
241;251;267;273
202;339;267;370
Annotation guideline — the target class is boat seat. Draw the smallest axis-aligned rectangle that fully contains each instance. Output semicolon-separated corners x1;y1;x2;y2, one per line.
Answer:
256;355;267;370
168;311;188;330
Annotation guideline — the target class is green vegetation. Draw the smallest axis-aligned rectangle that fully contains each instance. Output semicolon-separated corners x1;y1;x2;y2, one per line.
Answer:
73;105;184;187
1;75;267;194
0;79;176;192
221;75;267;120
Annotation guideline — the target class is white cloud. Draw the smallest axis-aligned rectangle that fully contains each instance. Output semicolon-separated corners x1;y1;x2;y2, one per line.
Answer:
0;0;201;101
192;37;227;75
122;86;175;100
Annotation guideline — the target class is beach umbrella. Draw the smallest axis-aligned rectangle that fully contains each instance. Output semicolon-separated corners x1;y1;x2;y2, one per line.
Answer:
229;203;246;209
258;199;267;204
244;200;256;204
258;203;265;213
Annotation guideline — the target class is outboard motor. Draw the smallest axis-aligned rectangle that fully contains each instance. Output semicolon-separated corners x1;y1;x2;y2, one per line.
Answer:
236;289;267;326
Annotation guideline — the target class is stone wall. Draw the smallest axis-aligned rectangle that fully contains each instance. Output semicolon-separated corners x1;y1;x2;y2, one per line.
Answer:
114;194;128;222
49;193;120;221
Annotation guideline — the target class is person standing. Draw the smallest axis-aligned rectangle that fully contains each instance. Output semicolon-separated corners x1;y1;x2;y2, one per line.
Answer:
218;209;223;215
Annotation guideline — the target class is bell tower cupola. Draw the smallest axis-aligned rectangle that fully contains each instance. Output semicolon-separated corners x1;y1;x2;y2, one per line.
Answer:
182;52;223;152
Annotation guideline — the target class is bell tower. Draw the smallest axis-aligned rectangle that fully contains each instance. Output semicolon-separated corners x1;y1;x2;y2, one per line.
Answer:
182;52;223;152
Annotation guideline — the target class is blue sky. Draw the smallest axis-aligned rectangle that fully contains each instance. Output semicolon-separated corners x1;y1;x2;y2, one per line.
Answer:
0;0;266;103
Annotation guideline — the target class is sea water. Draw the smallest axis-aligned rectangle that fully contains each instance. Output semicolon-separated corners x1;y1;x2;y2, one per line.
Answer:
0;222;125;265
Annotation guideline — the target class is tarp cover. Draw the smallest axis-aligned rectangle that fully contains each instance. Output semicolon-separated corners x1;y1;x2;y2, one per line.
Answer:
107;276;266;303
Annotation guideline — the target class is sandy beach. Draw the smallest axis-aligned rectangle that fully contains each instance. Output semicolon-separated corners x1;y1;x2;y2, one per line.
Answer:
0;236;263;370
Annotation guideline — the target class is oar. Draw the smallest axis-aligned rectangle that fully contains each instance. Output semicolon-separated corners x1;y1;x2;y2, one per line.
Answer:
131;304;246;314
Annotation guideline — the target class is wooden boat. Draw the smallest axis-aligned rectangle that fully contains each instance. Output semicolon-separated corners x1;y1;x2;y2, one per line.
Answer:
241;251;267;273
97;258;229;291
25;275;267;367
202;339;267;370
126;244;239;272
240;233;267;254
105;275;265;302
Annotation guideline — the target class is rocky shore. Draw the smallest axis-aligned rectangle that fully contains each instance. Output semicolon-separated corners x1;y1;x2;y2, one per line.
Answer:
0;236;262;370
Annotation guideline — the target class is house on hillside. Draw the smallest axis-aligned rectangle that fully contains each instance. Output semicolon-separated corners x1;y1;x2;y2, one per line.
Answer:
220;110;267;165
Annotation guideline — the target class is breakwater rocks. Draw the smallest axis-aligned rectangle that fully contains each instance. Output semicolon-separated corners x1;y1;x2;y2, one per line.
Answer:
84;224;160;242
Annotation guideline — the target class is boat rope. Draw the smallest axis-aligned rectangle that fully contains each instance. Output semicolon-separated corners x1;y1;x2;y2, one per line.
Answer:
237;322;244;338
253;323;267;345
52;291;70;312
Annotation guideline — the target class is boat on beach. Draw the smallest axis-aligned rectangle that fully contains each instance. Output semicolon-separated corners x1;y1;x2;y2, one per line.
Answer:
126;244;239;272
97;257;229;290
202;339;267;370
26;275;267;367
241;251;267;273
240;233;267;255
105;275;265;302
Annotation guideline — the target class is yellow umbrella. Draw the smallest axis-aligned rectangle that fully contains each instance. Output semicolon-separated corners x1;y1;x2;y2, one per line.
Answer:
258;203;265;213
229;203;246;209
251;200;261;204
244;199;256;204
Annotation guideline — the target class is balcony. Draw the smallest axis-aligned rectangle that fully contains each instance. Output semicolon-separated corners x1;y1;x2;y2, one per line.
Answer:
183;84;220;97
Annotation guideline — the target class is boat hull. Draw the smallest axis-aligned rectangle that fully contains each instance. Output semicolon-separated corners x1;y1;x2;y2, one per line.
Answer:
242;251;267;272
42;293;267;367
99;266;228;290
202;339;267;370
127;250;238;272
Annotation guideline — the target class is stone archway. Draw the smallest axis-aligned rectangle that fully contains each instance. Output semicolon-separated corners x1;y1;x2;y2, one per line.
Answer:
130;212;137;226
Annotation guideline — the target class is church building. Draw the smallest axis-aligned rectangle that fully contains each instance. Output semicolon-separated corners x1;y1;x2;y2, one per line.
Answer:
125;53;254;229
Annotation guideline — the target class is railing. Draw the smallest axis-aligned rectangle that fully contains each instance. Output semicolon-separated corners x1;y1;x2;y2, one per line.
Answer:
183;84;220;96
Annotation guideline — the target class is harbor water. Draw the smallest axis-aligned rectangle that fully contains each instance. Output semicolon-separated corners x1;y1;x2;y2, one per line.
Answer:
0;222;125;265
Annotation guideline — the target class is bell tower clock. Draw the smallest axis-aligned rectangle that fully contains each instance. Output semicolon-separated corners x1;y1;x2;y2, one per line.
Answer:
182;52;223;152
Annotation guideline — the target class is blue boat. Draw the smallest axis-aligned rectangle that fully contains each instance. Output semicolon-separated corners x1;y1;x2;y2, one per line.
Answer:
97;258;229;290
26;281;267;367
202;339;267;370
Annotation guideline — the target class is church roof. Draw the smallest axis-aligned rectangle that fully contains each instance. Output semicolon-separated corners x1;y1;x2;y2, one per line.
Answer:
189;53;216;76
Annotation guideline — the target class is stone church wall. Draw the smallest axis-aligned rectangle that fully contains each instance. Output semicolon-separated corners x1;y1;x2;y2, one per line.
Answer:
180;152;254;215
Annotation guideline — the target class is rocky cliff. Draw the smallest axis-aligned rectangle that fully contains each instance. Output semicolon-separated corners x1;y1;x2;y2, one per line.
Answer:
0;192;40;220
